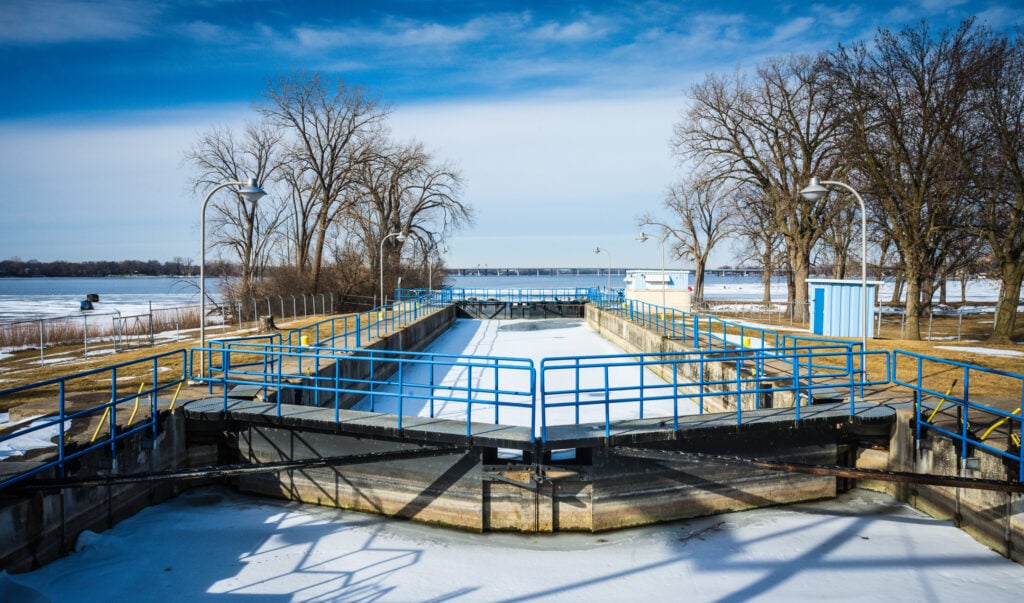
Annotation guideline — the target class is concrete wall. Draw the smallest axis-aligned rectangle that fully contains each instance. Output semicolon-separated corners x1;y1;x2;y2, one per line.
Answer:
276;305;457;408
584;305;796;412
233;421;837;533
857;407;1023;564
0;411;191;573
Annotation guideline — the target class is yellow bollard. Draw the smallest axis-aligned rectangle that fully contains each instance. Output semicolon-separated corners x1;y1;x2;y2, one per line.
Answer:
300;334;309;347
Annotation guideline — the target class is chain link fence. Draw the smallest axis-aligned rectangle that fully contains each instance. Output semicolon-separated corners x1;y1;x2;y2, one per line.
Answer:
0;293;337;366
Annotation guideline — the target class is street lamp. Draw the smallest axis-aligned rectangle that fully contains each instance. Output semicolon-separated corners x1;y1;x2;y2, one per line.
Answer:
799;176;869;354
428;244;448;292
380;231;407;307
637;231;668;310
198;178;266;378
593;247;611;292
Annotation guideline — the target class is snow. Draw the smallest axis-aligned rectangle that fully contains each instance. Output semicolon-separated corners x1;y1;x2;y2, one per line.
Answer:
349;319;702;430
0;412;70;459
935;346;1024;358
6;486;1023;602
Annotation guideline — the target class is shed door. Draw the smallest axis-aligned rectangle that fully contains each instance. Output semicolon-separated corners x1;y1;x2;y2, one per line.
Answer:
812;288;825;335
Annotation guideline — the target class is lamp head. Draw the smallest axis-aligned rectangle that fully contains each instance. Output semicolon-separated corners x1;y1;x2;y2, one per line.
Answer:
593;247;601;254
636;232;649;244
396;233;408;244
799;177;828;202
238;178;267;203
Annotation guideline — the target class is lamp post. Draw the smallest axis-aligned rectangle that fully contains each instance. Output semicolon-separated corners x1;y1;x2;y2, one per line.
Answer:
428;244;448;292
637;231;668;310
593;247;611;292
380;231;407;307
198;178;266;378
799;177;869;355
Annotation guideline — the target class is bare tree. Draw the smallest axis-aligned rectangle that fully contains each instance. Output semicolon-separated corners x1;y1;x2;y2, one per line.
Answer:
974;30;1024;342
184;122;285;298
732;185;785;304
259;71;390;291
674;55;846;321
826;20;988;339
346;140;472;301
642;174;736;306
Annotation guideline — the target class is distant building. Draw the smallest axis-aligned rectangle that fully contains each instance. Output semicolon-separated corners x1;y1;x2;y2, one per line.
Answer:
624;269;693;312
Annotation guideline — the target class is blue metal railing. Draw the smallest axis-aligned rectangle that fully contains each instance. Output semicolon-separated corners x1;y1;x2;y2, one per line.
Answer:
893;350;1024;481
539;346;892;441
282;294;449;350
2;288;1022;490
0;350;187;488
195;342;537;441
398;287;599;303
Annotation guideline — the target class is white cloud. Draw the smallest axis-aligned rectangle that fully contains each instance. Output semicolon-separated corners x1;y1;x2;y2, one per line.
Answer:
529;18;611;42
0;0;160;44
292;16;503;50
770;17;816;44
810;4;863;28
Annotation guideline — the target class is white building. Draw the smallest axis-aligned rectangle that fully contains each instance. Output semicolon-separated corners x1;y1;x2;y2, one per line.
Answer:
624;269;693;312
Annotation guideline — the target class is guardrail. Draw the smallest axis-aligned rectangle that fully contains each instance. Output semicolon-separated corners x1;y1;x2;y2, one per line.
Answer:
194;343;537;441
0;350;187;488
540;346;892;441
282;296;449;349
397;287;599;303
893;350;1024;481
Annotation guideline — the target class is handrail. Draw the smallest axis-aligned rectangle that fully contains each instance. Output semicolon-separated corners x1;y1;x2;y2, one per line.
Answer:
539;346;891;441
192;342;537;442
893;350;1024;481
0;349;188;489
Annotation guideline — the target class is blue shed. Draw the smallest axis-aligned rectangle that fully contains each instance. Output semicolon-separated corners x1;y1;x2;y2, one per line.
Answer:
807;279;883;338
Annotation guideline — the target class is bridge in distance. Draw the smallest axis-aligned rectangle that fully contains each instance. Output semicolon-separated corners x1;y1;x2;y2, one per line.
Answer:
445;266;784;278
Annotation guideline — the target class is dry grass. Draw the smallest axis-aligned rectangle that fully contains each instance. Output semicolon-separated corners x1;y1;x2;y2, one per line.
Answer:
0;314;332;413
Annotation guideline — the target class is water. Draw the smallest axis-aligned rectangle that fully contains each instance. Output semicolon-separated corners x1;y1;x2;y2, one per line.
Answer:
0;273;1006;323
0;277;212;321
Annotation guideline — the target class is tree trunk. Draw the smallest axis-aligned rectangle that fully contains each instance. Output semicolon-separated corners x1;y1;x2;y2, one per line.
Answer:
790;249;811;323
693;259;707;308
310;222;329;292
989;261;1024;343
903;261;923;340
761;254;772;304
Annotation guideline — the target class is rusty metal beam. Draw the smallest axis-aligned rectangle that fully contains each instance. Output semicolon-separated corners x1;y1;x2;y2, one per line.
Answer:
613;447;1024;494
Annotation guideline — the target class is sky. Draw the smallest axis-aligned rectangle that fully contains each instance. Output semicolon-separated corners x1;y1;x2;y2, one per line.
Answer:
1;1;1022;270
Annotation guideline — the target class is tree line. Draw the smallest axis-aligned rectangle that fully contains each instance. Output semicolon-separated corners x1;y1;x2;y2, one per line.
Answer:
0;257;211;278
185;71;472;311
650;18;1023;342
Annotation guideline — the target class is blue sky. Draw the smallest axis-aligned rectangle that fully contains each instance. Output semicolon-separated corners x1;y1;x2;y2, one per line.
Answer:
1;1;1021;269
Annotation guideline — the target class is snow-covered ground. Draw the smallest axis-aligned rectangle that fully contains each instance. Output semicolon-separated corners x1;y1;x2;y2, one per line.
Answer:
5;486;1023;602
0;412;70;460
350;319;701;430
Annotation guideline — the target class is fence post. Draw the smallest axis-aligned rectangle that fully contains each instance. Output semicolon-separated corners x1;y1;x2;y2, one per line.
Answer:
38;319;44;366
83;312;88;356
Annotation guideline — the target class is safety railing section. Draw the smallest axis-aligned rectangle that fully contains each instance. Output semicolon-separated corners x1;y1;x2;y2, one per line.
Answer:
893;350;1024;481
282;295;450;349
0;350;188;489
398;288;599;303
595;297;870;386
194;343;537;441
539;346;892;441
